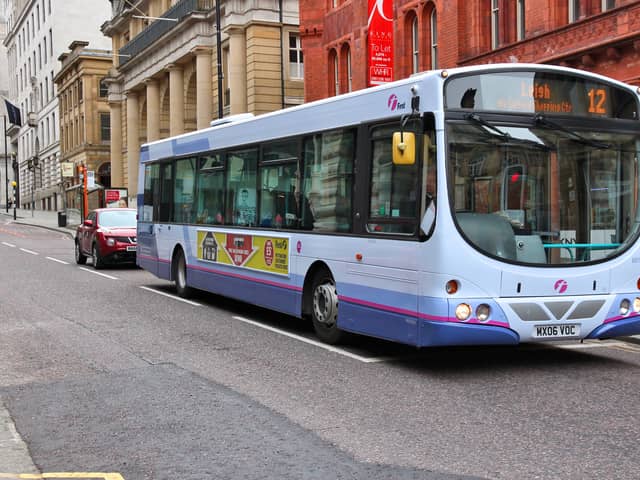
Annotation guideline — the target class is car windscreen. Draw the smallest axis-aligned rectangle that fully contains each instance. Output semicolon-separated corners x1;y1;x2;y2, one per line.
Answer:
98;210;137;228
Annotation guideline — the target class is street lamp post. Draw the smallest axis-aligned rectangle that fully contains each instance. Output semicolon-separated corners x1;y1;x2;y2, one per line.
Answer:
27;156;40;217
4;115;8;212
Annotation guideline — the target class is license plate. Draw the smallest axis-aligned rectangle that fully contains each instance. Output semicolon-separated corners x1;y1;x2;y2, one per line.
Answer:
533;324;580;339
126;246;137;252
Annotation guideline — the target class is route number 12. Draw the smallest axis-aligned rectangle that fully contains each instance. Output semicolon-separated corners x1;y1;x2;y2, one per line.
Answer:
588;88;607;114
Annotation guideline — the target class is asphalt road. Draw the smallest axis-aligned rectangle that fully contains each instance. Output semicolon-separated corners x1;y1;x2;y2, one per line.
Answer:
0;219;639;479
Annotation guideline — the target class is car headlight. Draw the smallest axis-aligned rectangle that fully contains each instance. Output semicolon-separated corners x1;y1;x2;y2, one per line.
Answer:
106;237;115;246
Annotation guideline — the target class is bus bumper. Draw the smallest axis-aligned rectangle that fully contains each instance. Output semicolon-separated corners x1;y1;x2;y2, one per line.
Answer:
418;320;520;347
586;316;640;340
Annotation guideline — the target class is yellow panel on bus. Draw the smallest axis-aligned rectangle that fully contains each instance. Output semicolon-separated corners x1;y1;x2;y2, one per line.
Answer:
197;230;289;275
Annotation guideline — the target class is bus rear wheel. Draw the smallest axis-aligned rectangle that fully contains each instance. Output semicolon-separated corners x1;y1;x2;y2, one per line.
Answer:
173;249;193;298
310;272;344;344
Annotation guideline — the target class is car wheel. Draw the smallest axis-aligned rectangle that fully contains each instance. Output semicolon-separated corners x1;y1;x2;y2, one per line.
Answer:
310;270;344;344
173;249;192;298
92;243;104;270
75;240;87;265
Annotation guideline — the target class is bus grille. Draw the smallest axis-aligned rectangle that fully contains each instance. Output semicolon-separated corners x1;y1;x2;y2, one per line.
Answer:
508;300;606;322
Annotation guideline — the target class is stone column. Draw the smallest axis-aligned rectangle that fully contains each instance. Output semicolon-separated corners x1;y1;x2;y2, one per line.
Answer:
195;48;213;129
145;79;160;142
109;100;124;188
168;64;184;136
228;28;247;114
126;91;140;206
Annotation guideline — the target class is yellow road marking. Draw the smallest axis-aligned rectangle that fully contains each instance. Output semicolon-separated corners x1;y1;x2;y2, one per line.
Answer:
0;474;124;480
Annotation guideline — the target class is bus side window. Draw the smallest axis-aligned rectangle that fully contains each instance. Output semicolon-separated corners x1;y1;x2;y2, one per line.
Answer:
367;123;419;234
226;148;258;226
143;163;159;222
301;130;355;232
158;163;173;222
174;157;196;224
259;164;298;228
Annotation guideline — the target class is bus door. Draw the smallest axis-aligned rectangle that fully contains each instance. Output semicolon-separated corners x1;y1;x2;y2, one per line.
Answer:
138;162;162;275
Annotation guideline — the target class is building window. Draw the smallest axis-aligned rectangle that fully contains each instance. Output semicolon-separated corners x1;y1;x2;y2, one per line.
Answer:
100;113;110;143
411;16;419;74
288;33;304;79
430;10;438;69
339;43;352;93
222;47;230;109
491;0;500;49
602;0;615;10
517;0;525;41
78;80;83;102
99;78;109;97
346;46;352;92
568;0;581;21
331;50;339;96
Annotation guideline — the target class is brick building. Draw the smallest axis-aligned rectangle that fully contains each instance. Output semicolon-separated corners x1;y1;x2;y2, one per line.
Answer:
300;0;640;102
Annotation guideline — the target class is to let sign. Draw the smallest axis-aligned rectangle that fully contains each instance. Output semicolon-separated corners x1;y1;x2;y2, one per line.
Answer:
368;0;394;86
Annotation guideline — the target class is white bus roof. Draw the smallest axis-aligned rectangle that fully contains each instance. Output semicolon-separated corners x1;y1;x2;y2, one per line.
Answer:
140;63;636;163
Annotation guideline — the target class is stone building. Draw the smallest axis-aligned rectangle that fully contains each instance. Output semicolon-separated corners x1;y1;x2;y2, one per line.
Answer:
300;0;640;102
101;0;303;206
2;0;111;211
53;41;111;216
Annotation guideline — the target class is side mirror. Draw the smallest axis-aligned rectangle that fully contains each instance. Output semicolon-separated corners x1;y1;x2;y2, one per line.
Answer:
83;219;93;227
392;132;416;165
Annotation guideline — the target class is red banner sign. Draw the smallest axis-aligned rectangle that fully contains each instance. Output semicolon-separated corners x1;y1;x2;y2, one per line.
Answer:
368;0;394;86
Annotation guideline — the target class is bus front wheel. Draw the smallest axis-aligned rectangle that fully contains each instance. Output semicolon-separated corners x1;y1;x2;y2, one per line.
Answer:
173;249;192;298
311;272;344;344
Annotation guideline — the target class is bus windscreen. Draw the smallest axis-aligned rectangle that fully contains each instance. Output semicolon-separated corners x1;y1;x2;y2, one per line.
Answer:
445;70;638;119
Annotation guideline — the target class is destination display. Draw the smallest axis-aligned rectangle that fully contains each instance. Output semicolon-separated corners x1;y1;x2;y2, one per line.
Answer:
445;71;638;119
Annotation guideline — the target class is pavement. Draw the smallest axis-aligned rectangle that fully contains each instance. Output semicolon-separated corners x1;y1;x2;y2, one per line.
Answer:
0;207;77;238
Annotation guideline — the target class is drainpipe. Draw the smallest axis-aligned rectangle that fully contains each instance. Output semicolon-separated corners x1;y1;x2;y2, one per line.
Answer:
279;0;285;109
216;0;223;118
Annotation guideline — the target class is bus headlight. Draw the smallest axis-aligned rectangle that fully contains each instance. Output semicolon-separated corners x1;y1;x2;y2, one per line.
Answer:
619;299;630;316
633;297;640;313
455;303;472;321
476;304;491;322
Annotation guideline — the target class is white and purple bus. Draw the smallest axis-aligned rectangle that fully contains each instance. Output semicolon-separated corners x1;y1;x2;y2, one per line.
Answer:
137;63;640;346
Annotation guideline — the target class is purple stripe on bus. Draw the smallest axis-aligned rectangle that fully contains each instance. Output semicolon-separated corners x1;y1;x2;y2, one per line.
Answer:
604;313;640;324
340;295;510;328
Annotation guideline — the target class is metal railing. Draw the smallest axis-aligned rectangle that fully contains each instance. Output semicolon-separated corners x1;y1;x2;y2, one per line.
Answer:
118;0;215;65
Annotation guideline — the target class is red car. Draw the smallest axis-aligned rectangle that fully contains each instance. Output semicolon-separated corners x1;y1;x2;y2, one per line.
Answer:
75;208;137;268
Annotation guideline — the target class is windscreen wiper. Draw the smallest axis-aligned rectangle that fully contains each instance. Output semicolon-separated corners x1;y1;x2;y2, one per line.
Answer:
464;113;510;139
464;113;552;150
534;114;611;149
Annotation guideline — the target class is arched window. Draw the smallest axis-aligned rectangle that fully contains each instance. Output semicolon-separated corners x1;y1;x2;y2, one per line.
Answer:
411;15;419;74
340;43;352;93
430;9;438;69
568;0;580;22
491;0;500;49
328;49;339;96
517;0;525;40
